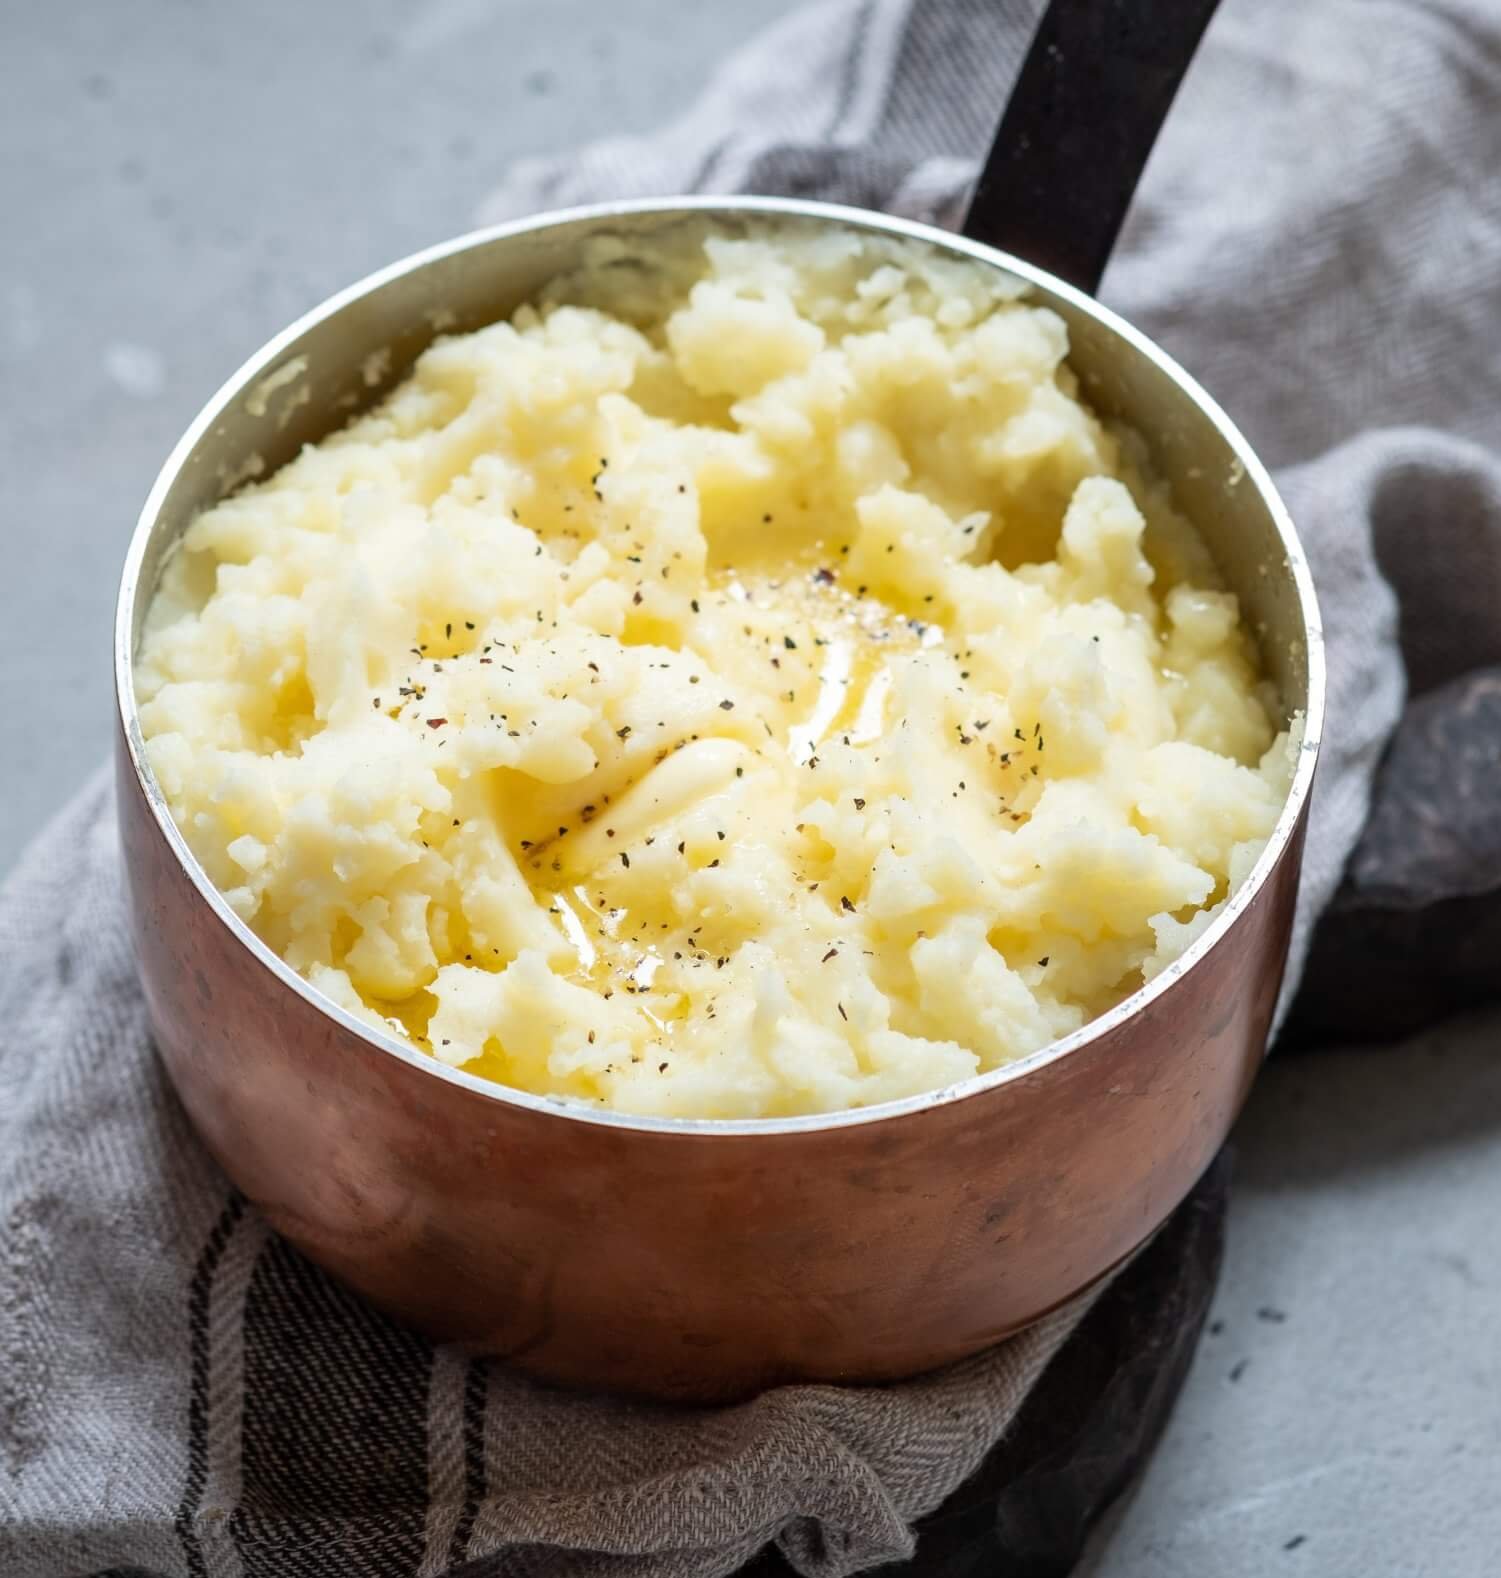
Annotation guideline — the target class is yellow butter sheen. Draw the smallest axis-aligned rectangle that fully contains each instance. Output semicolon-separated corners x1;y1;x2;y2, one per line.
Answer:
138;227;1295;1118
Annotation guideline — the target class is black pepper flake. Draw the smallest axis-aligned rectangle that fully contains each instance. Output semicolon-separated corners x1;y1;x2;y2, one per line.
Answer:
426;717;448;729
853;797;866;810
1229;1359;1250;1382
691;599;700;613
520;840;533;849
677;841;685;855
620;852;630;868
718;699;734;710
708;858;720;869
974;720;990;732
1283;1536;1307;1552
445;622;452;638
813;567;835;586
837;1003;847;1021
465;620;475;630
821;948;838;964
840;896;855;913
716;830;725;841
372;697;381;709
587;1030;596;1044
1257;1306;1288;1324
1015;729;1025;741
783;635;797;650
1038;956;1050;967
616;725;632;740
632;590;643;605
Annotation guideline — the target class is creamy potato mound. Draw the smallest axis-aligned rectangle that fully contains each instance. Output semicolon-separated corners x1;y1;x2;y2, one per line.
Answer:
139;225;1296;1118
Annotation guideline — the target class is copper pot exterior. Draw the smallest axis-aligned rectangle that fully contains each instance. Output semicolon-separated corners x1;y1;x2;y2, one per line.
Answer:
115;199;1324;1402
120;729;1303;1397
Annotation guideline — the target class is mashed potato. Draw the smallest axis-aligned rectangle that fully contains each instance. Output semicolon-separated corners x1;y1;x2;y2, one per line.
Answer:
138;225;1296;1118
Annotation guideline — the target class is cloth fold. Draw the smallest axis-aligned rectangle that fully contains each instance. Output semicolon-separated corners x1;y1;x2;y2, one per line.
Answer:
7;0;1501;1573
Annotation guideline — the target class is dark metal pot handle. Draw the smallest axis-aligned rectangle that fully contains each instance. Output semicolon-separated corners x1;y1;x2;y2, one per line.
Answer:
961;0;1222;296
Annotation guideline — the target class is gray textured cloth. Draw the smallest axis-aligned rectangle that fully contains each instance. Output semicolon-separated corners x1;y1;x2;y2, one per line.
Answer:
8;0;1501;1573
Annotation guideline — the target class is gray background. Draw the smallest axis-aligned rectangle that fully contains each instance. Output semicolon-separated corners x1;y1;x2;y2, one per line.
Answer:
3;5;1496;1576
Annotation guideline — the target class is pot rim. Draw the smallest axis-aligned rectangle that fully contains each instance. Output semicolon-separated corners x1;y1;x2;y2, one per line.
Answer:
114;194;1326;1139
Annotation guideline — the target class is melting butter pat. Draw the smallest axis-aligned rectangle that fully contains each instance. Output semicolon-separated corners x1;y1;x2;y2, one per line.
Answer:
138;225;1296;1118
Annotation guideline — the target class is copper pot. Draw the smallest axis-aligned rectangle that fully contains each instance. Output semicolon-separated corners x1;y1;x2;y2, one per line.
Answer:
114;198;1323;1401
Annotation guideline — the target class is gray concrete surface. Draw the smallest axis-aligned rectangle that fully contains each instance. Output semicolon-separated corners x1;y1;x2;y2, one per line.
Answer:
5;5;1498;1576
